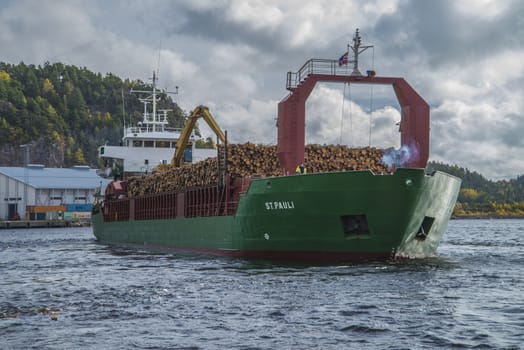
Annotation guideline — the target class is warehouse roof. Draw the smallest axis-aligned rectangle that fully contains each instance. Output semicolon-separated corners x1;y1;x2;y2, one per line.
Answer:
0;165;112;190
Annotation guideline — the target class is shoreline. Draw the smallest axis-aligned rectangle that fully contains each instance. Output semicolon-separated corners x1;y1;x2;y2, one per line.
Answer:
453;215;524;220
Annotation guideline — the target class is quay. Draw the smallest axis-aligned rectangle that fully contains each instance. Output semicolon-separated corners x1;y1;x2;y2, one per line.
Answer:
0;220;87;229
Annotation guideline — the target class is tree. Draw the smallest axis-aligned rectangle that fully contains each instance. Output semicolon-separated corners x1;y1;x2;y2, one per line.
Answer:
195;137;216;149
72;148;86;165
460;188;480;203
0;70;10;82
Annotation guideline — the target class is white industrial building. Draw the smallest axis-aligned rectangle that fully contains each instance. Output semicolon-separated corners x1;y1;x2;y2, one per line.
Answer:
0;164;112;220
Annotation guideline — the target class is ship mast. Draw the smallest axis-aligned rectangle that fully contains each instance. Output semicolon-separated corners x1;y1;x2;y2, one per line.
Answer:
350;28;373;77
152;71;157;128
130;71;172;133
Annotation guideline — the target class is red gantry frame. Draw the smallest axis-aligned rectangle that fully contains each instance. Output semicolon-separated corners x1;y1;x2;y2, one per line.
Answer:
277;58;429;175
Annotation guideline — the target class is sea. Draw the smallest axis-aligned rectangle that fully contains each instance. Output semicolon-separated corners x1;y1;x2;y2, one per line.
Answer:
0;219;522;350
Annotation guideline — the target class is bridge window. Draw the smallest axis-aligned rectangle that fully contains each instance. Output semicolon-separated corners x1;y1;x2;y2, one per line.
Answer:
156;141;170;148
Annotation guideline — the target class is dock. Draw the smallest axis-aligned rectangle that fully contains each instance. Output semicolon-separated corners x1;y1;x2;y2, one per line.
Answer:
0;220;88;229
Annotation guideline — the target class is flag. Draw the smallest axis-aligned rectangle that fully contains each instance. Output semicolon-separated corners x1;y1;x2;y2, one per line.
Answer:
338;51;348;66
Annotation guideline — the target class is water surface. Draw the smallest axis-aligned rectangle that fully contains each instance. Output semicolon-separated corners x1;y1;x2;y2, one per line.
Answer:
1;219;523;349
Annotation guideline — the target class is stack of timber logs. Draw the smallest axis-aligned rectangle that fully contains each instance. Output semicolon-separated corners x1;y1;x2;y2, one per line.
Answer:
126;143;392;197
127;157;220;197
225;143;281;178
305;144;389;173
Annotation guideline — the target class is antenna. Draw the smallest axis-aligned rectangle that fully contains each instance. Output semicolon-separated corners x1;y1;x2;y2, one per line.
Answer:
121;87;126;138
152;71;157;126
156;39;162;79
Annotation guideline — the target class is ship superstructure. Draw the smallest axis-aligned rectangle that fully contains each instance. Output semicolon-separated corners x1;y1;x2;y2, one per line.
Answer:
98;72;215;178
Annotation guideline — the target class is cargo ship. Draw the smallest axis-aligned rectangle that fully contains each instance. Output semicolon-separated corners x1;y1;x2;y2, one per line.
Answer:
92;30;461;262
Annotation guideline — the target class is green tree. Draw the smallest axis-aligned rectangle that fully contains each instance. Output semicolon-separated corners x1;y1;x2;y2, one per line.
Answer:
72;148;86;165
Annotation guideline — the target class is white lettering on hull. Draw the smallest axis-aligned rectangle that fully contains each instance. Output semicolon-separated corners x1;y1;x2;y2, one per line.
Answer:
265;201;295;210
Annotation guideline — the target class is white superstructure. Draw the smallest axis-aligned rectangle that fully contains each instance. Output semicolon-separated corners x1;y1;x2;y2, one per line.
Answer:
98;72;217;177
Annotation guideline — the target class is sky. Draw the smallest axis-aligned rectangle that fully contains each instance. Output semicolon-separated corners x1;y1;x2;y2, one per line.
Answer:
1;0;523;180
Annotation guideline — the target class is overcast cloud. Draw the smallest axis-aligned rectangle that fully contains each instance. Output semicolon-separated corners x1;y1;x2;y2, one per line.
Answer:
1;0;523;179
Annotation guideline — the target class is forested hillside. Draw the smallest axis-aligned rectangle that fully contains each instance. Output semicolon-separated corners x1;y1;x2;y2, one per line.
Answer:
0;61;186;167
1;62;522;216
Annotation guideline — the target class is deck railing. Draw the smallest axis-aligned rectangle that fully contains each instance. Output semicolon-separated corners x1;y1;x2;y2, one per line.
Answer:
103;185;239;222
103;198;130;222
135;192;177;220
286;58;357;90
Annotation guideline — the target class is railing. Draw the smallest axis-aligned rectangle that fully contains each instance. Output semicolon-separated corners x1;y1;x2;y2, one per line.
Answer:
222;201;238;216
286;58;355;90
135;192;177;220
103;185;239;222
185;185;221;218
103;198;130;222
125;126;183;135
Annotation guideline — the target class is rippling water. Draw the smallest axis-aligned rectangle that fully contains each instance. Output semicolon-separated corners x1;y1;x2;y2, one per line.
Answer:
1;220;523;349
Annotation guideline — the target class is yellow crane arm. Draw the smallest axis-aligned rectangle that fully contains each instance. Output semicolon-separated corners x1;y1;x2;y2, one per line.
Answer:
172;105;226;167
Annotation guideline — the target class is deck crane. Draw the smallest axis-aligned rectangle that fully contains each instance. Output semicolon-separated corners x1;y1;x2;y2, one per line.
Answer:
172;105;226;167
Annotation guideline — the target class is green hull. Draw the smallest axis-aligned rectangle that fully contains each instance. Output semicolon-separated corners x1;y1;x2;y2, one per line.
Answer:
92;168;461;262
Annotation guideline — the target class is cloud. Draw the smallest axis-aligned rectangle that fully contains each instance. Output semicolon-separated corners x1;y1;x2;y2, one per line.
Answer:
1;0;523;179
305;84;400;148
430;99;524;179
0;0;98;64
374;0;524;68
199;98;278;145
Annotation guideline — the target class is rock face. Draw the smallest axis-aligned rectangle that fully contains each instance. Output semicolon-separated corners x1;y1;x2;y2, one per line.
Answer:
0;138;65;167
127;143;392;197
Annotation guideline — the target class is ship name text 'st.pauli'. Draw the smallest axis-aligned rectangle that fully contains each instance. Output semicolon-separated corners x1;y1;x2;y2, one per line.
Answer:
265;201;296;210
